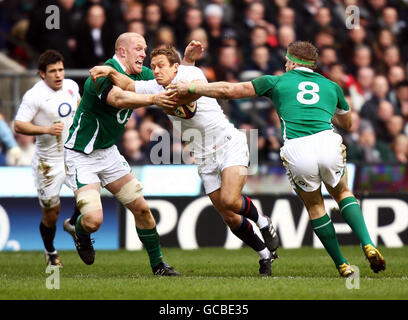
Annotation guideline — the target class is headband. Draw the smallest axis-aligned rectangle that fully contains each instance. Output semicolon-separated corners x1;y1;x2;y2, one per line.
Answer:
286;52;315;66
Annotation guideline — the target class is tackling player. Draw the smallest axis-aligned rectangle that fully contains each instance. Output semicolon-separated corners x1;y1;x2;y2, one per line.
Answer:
64;33;201;276
14;50;81;267
89;46;280;276
168;41;386;277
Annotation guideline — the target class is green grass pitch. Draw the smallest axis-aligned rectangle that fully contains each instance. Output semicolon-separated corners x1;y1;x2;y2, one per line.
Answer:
0;246;407;300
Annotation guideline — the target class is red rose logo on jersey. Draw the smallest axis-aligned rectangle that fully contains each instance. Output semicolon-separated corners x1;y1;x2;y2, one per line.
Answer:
172;101;197;119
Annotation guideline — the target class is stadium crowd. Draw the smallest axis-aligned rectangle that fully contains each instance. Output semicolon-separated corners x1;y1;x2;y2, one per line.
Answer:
1;0;408;166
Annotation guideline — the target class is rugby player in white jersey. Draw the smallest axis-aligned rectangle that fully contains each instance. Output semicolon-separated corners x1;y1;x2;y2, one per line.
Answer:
14;50;81;266
90;46;280;276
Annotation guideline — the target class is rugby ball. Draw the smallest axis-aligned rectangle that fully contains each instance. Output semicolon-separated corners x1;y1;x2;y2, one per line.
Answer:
172;101;197;119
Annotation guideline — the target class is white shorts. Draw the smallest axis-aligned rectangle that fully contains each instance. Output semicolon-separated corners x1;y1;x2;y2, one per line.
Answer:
64;145;132;192
197;130;249;194
280;130;346;192
32;156;68;208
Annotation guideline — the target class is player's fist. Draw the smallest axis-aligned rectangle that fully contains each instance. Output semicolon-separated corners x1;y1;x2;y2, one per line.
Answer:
89;66;113;81
6;146;23;166
48;121;64;136
183;40;204;65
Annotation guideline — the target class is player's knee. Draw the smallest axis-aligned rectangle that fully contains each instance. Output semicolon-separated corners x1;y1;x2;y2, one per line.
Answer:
76;189;102;215
220;193;241;212
115;178;143;206
82;214;103;233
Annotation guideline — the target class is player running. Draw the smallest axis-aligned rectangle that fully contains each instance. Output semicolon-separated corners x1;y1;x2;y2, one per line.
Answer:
90;46;280;276
14;50;81;267
64;33;201;276
168;41;386;277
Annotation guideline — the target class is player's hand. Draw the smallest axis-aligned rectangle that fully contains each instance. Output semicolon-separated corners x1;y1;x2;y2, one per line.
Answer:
47;122;64;136
89;66;112;81
6;146;23;166
152;90;178;110
166;80;191;96
183;40;204;65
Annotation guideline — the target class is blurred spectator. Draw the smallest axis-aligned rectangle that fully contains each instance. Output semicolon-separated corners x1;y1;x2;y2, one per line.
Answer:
127;19;145;35
74;4;116;68
161;0;182;30
313;26;336;50
350;67;375;112
374;99;395;143
203;4;224;58
243;45;279;76
144;1;162;48
12;132;35;166
385;115;404;144
275;25;296;65
177;6;203;49
236;1;273;46
341;26;371;67
206;0;234;25
347;120;395;163
379;6;406;39
121;128;147;165
317;46;338;77
360;75;392;124
306;6;343;42
372;28;398;63
0;114;22;166
185;28;215;80
342;110;361;150
376;44;403;75
214;45;242;82
327;63;355;93
350;44;373;76
395;81;408;123
26;0;79;67
391;134;408;163
387;65;406;107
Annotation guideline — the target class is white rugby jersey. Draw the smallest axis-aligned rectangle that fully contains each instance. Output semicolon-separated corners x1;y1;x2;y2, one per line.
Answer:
134;65;235;157
15;79;80;160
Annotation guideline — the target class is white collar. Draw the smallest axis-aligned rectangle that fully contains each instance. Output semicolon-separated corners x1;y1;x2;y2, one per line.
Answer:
294;67;313;73
113;54;127;72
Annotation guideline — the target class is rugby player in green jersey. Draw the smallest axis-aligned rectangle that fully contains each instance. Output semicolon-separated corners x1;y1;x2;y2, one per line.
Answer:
64;32;202;276
169;41;386;277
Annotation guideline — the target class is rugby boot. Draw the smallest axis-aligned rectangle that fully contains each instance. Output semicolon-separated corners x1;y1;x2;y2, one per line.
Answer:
364;244;386;273
152;262;180;276
338;263;354;278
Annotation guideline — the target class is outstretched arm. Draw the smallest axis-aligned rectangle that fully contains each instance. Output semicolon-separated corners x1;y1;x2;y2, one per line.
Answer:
167;80;257;100
89;66;135;92
105;85;176;110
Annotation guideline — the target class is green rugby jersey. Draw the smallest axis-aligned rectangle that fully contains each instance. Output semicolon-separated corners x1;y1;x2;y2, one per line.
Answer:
252;68;350;140
65;58;154;153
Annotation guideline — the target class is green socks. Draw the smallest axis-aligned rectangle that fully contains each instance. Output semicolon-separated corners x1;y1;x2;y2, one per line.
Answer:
136;226;163;268
339;196;374;247
311;214;348;267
